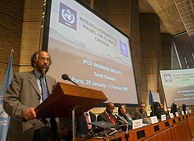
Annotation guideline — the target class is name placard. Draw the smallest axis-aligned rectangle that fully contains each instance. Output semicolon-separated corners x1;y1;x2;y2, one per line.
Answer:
181;111;184;115
169;113;174;118
150;116;158;124
161;115;167;121
175;112;179;117
132;119;143;129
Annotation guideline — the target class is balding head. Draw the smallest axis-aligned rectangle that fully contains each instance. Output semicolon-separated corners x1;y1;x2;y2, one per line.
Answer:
106;102;115;114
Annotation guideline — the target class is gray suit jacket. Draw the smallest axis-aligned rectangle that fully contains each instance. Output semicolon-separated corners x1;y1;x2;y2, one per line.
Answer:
3;71;56;141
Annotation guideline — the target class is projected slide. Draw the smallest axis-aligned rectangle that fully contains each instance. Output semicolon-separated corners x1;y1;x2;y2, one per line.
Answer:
160;69;194;107
45;0;138;104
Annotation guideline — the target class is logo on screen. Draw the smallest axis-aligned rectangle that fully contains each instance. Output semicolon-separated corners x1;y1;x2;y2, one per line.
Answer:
164;74;172;82
59;2;77;30
119;41;128;57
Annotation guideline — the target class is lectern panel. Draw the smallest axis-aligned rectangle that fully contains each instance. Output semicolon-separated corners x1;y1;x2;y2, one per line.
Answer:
35;82;107;118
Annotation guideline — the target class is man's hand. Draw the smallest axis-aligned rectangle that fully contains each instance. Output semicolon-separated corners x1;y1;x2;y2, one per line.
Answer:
22;107;36;120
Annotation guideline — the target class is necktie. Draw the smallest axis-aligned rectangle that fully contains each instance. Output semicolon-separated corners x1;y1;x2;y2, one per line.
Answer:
109;114;116;124
39;75;49;101
39;75;51;126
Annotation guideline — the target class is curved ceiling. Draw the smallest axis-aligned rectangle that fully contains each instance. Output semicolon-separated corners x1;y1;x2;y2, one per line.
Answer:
139;0;194;36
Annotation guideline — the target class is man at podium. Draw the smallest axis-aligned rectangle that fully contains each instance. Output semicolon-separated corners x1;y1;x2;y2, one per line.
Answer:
3;51;59;141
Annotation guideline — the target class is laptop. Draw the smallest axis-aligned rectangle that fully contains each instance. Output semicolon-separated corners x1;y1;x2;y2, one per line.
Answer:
89;121;116;129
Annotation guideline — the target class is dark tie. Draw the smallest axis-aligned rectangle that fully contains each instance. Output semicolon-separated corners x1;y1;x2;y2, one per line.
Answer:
39;75;49;101
39;75;51;126
39;76;59;139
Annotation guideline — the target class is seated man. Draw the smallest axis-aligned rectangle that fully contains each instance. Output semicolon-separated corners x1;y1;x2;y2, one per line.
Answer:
150;102;164;119
76;111;96;137
97;102;117;124
134;103;148;123
170;103;181;116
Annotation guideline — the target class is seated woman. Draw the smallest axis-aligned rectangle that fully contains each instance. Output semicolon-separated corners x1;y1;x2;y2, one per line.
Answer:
116;104;132;129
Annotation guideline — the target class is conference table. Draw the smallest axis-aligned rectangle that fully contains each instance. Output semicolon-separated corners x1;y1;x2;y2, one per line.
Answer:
75;113;194;141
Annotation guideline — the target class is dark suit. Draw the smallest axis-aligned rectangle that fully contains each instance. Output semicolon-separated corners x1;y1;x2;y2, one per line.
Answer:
76;112;96;136
97;111;117;124
3;71;57;141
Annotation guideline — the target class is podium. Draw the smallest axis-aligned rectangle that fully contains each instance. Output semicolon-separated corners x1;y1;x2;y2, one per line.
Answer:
35;82;107;139
35;82;107;118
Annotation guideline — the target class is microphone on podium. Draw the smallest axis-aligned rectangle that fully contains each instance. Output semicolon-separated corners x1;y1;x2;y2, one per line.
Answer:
61;74;79;86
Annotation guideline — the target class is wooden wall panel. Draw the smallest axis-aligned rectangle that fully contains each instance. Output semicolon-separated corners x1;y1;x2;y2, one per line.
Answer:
108;15;130;35
0;0;24;19
107;0;131;14
20;22;42;64
23;0;44;21
19;0;44;72
0;0;24;85
140;13;161;103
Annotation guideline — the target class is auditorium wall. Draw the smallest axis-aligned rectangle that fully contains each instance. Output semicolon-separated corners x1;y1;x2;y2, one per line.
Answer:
0;0;24;83
92;0;145;105
0;0;175;109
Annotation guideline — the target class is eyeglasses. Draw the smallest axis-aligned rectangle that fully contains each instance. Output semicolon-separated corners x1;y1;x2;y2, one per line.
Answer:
38;57;50;62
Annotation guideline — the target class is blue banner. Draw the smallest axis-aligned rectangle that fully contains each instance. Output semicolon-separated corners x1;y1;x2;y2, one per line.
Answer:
149;89;154;105
0;50;13;141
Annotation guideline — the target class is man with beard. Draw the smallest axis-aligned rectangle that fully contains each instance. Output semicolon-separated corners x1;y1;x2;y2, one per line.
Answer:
134;103;148;123
3;51;59;141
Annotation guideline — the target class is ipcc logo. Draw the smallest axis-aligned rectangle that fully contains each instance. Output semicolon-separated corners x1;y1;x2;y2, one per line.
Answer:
119;41;128;57
164;74;172;82
59;3;77;30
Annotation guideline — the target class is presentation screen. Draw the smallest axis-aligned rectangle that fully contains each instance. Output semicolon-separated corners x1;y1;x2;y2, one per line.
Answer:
44;0;138;105
160;69;194;107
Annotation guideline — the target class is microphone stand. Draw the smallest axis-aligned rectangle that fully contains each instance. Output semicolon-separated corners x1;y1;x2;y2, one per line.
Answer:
72;106;76;141
116;115;130;140
125;124;129;140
